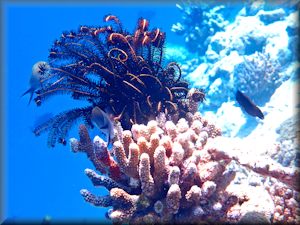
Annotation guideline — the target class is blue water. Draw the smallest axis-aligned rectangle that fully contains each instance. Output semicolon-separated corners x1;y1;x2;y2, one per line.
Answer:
3;3;184;223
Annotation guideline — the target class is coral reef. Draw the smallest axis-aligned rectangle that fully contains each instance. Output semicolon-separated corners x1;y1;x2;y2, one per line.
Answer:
171;3;230;56
177;2;297;110
267;181;299;223
243;76;299;166
71;109;299;224
30;15;205;147
273;115;299;167
164;44;199;78
180;1;298;137
202;136;300;224
233;51;283;106
172;0;298;58
24;3;299;224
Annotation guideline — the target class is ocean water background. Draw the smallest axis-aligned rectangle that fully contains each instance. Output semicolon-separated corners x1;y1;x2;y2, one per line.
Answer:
3;2;187;223
2;0;298;224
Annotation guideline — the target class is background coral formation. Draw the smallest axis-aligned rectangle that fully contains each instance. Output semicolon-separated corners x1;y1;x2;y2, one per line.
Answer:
171;3;230;56
233;51;284;106
175;0;299;138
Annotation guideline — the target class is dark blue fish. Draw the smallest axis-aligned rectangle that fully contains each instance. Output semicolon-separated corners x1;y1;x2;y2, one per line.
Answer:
236;90;264;119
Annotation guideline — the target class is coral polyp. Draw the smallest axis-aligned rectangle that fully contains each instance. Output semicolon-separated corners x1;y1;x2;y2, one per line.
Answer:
32;15;205;147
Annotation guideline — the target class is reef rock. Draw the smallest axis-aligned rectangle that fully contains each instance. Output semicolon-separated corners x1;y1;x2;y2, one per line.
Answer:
182;2;297;107
176;2;298;137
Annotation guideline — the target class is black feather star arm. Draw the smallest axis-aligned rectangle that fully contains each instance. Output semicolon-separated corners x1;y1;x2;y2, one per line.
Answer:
33;106;94;147
31;15;206;147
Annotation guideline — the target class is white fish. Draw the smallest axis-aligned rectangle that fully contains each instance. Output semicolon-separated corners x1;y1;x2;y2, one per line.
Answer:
22;61;50;104
91;106;115;144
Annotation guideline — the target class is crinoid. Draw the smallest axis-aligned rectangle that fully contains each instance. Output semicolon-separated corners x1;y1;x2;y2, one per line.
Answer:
32;14;205;147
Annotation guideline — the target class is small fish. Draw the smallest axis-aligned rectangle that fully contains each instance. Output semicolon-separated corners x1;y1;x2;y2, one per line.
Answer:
235;90;264;119
91;106;115;144
22;61;49;104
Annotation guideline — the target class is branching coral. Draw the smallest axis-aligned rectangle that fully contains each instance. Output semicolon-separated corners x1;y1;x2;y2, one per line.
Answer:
233;51;284;106
71;111;235;224
70;104;299;224
30;15;205;147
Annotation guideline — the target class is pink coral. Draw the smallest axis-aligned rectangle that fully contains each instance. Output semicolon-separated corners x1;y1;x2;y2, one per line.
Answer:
71;109;299;224
72;110;243;224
